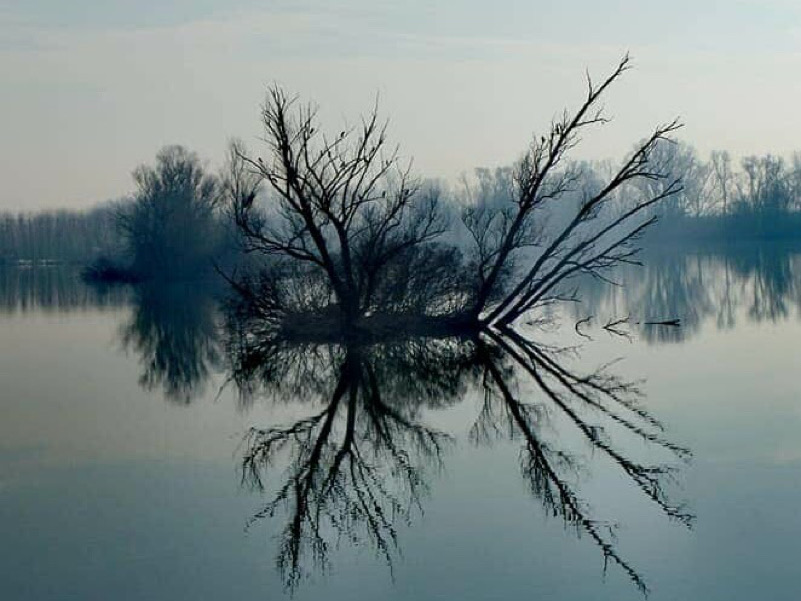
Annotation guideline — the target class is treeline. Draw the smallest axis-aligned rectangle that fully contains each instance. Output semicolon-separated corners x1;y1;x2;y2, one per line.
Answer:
3;141;801;278
451;142;801;244
624;142;801;241
0;203;122;264
112;145;238;281
447;143;801;251
0;146;239;282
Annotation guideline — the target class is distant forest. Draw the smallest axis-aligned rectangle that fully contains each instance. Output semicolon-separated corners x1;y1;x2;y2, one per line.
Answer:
0;146;238;281
0;203;122;264
633;143;801;241
2;141;801;271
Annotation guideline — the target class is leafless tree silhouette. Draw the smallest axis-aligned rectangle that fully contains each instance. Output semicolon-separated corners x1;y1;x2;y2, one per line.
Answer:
224;90;470;332
223;56;682;338
464;55;683;326
217;56;693;596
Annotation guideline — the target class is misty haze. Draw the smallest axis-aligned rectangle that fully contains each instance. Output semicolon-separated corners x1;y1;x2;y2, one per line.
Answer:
3;4;801;601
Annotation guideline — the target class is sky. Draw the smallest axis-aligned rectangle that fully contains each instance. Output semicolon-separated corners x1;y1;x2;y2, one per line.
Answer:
3;0;801;211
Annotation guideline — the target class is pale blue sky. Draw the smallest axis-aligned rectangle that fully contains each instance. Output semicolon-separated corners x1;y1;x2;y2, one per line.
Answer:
3;0;801;210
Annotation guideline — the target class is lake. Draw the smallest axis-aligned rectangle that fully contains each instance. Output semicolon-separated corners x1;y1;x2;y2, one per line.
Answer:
1;243;800;600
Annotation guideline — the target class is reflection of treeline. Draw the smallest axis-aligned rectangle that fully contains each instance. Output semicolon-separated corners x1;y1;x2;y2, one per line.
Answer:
119;282;222;403
0;265;130;313
571;244;801;343
0;204;121;264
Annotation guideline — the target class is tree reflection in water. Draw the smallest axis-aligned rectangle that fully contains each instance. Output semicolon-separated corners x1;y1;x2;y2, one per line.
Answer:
98;261;719;594
572;245;801;343
40;242;801;593
119;282;222;403
226;307;693;595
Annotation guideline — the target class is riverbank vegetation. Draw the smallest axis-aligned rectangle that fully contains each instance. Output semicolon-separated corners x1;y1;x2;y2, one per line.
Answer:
3;68;801;287
3;55;799;329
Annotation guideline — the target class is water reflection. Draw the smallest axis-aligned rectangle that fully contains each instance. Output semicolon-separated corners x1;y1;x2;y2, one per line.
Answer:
237;338;468;588
16;245;801;594
4;245;801;600
0;266;129;313
226;307;692;595
118;282;222;404
574;244;801;342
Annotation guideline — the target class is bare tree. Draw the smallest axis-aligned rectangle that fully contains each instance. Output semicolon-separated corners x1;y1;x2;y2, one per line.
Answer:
710;150;734;216
223;56;689;340
226;88;457;327
738;154;793;215
217;58;697;597
462;55;683;326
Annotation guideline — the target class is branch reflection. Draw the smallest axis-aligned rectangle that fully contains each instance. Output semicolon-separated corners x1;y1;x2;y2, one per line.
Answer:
573;246;801;343
227;308;692;595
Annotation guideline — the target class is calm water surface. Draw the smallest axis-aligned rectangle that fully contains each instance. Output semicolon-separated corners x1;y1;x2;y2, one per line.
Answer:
1;246;800;600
